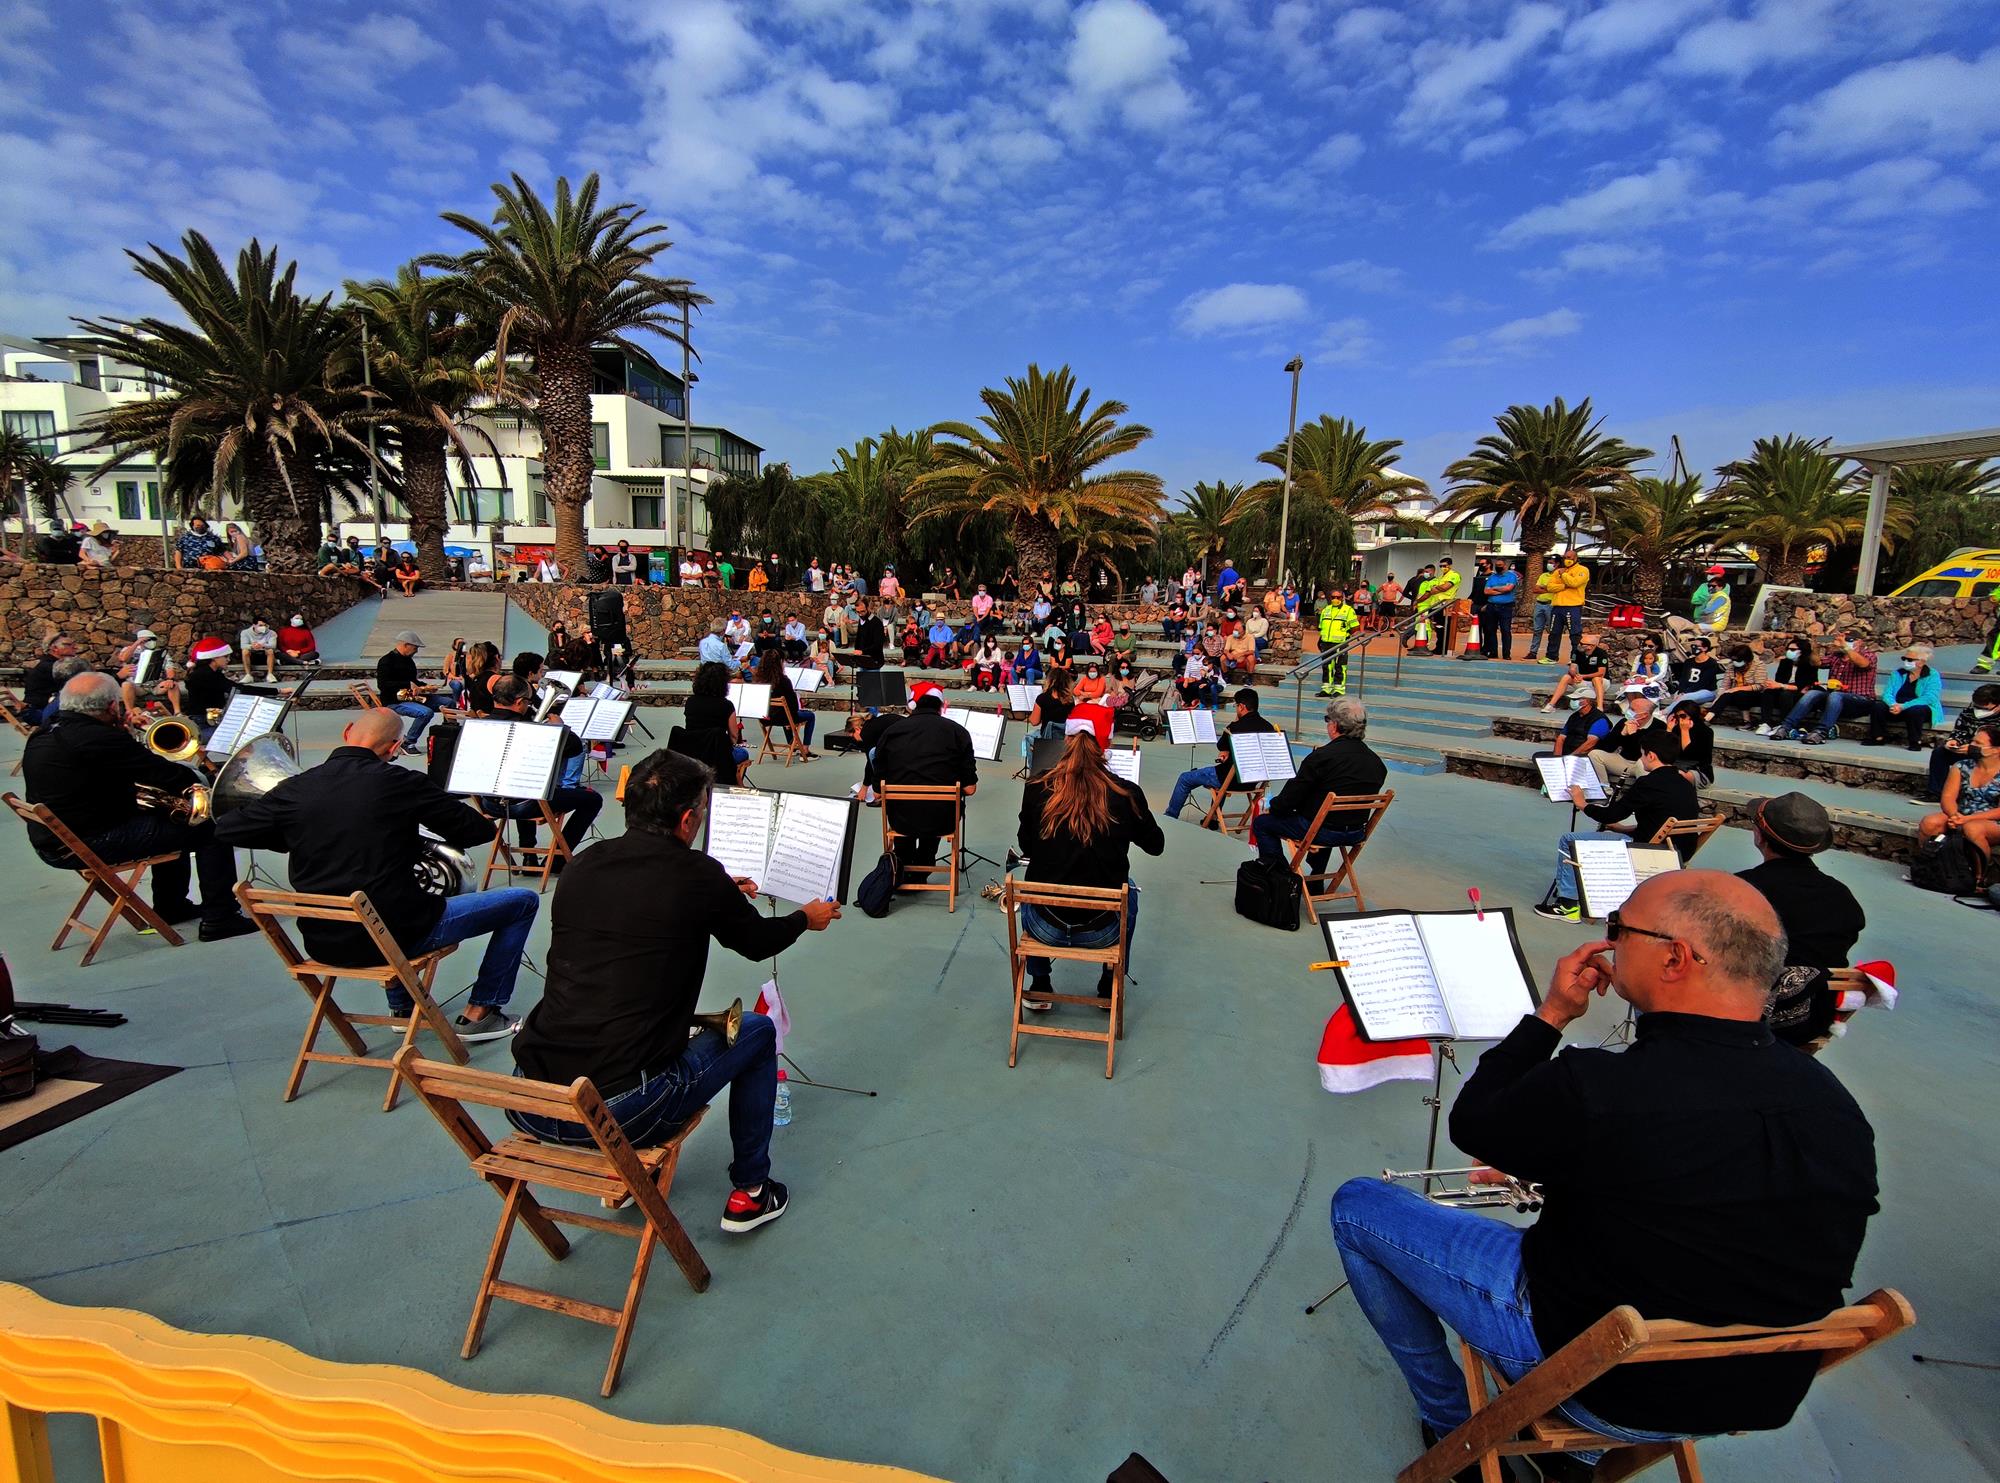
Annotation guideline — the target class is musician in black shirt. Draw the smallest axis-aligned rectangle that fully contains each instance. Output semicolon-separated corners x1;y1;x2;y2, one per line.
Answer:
1333;870;1876;1462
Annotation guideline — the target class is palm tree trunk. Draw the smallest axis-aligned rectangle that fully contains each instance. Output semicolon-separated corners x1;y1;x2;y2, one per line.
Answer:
1635;559;1665;611
1013;509;1058;590
245;444;326;573
537;339;594;574
1768;552;1808;587
402;427;453;582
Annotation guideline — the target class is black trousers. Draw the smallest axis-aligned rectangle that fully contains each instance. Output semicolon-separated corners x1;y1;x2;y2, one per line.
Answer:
1864;699;1927;747
37;813;239;923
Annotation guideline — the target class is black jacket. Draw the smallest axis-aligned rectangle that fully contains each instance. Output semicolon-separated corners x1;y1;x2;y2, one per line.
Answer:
1601;716;1668;763
1583;764;1700;854
215;746;495;965
513;828;808;1096
1018;769;1163;925
1453;1013;1877;1435
23;711;206;850
1738;854;1865;969
874;707;977;835
1268;734;1387;834
184;662;234;717
21;654;60;714
376;648;419;701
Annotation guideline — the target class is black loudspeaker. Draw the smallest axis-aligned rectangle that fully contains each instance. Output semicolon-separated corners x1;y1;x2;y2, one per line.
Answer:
587;589;629;649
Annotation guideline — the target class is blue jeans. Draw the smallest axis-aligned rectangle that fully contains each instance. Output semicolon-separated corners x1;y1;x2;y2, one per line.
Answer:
1543;607;1583;660
1781;689;1848;734
1167;764;1220;818
507;1011;778;1190
1021;882;1138;979
398;887;540;1014
1674;688;1717;707
773;712;815;746
1553;829;1595;900
1252;812;1365;862
1332;1179;1687;1453
1531;604;1552;652
390;698;439;745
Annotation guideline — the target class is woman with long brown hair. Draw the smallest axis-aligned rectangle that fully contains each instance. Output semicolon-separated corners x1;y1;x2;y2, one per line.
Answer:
755;647;817;757
1016;725;1164;1008
463;641;501;715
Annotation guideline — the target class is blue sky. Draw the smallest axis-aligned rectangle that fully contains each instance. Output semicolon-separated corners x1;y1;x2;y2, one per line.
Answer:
2;0;1996;500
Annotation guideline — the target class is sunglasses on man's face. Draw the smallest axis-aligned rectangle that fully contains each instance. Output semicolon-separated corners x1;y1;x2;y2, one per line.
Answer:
1604;910;1706;964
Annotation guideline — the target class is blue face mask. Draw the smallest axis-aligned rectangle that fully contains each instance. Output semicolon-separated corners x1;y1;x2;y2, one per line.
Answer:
1785;649;1800;660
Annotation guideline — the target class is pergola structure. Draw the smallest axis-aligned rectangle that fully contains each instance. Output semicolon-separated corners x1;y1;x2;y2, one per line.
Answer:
1828;426;2000;595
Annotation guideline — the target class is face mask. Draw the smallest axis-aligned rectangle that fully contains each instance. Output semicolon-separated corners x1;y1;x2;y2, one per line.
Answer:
1785;649;1800;660
1897;661;1913;673
1731;660;1747;670
1975;707;1997;719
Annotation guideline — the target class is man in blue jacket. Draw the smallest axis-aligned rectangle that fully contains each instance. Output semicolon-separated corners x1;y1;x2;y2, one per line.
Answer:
1476;559;1518;660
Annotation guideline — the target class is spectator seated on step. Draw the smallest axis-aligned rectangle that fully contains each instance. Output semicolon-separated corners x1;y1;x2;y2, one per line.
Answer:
1916;718;2000;864
1669;636;1722;709
1918;684;2000;803
1707;646;1768;727
1552;693;1613;759
1774;631;1876;744
1587;692;1667;792
1541;633;1610;712
1860;644;1944;752
1625;640;1670;703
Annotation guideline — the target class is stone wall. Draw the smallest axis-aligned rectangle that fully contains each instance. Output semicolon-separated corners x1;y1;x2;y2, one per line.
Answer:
0;563;366;665
1755;590;1993;647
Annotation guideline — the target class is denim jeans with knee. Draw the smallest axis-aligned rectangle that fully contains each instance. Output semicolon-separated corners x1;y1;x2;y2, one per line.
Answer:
1167;765;1220;818
397;887;539;1013
1781;689;1848;734
1021;881;1138;980
1252;812;1365;862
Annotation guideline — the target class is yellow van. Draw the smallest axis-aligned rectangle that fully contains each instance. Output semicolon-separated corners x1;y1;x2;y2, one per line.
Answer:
1889;549;2000;599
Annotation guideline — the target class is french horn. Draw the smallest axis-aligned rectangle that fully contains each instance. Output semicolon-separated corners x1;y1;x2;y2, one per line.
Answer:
689;998;744;1046
137;715;212;819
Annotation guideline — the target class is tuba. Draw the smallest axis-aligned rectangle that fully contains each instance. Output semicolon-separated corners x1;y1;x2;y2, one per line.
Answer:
137;715;213;820
143;714;203;764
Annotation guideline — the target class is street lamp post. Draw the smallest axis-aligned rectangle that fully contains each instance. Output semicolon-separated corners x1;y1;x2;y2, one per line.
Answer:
1275;356;1304;589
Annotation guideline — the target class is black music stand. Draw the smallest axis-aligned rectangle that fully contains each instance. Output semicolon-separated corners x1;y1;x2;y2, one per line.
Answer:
855;668;906;710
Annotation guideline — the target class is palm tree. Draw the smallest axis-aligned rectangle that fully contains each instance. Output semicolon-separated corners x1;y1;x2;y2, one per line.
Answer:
1171;480;1251;578
1062;509;1153;596
914;363;1163;585
1710;435;1910;587
0;428;31;556
1882;459;2000;588
1245;415;1421;590
432;174;706;572
22;453;74;526
345;265;517;582
73;233;368;571
1593;472;1730;609
1434;397;1651;613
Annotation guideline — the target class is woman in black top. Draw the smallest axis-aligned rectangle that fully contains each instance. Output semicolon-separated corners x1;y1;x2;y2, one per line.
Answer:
1020;668;1075;761
463;641;500;715
1016;729;1165;1003
1668;699;1715;789
1758;638;1816;731
685;661;749;768
754;649;816;756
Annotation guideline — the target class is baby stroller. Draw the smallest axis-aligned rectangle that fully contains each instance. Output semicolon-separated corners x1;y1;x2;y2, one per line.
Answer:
1112;672;1164;741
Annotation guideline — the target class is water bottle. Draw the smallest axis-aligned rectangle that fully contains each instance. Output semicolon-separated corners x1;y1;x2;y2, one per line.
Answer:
772;1069;792;1127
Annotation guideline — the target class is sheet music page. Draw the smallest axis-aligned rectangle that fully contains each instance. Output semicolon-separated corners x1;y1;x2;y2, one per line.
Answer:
1006;683;1041;714
493;721;565;798
558;697;597;735
945;707;1006;760
205;693;259;755
704;789;775;883
590;681;620;699
543;669;582;692
1104;748;1142;783
786;666;825;692
761;792;853;904
243;695;287;743
581;700;632;741
1416;912;1539;1039
134;649;161;687
446;719;511;794
729;682;772;718
1534;755;1577;801
1628;844;1682;883
1231;730;1295;783
1564;755;1608;800
1167;709;1217;745
1572;837;1639;919
1322;915;1451;1039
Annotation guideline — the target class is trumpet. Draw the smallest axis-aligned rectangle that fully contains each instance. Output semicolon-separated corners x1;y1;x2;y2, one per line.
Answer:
1384;1166;1543;1213
143;713;203;764
135;781;212;822
689;998;744;1046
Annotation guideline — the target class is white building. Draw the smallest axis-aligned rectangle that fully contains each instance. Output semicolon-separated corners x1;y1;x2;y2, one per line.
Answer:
0;332;762;563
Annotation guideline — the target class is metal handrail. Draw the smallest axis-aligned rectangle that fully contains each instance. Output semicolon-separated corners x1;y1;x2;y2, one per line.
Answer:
1285;602;1444;735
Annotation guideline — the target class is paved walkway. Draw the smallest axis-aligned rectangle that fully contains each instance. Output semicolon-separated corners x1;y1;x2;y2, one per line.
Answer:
356;588;510;659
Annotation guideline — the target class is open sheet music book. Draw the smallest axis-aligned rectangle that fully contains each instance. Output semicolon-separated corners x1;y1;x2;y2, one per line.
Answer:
728;682;772;719
1535;754;1607;802
1104;747;1142;784
589;681;621;700
133;648;164;688
943;706;1007;761
205;692;288;759
1229;729;1295;783
445;719;566;800
1321;908;1539;1042
556;696;634;742
703;787;859;905
785;666;825;693
543;669;583;694
1005;684;1041;715
1573;839;1681;920
1167;709;1217;746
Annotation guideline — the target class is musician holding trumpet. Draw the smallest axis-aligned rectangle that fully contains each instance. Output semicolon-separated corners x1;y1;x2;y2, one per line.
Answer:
22;673;254;941
377;630;444;747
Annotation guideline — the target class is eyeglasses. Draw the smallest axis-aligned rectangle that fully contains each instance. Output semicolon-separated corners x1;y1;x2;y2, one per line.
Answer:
1604;910;1706;964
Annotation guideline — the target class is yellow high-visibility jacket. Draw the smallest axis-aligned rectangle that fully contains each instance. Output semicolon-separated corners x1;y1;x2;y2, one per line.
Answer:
1550;562;1590;607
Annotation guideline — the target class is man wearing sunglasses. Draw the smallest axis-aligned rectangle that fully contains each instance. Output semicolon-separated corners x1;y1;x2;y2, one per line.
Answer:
1332;872;1878;1477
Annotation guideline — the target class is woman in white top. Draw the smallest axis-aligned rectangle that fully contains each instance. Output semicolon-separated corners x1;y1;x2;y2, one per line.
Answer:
535;554;563;582
972;636;1005;691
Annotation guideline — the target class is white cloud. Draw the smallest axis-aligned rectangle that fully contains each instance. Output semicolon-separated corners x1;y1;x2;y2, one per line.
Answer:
1176;282;1310;336
1496;158;1701;243
1332;6;1403;49
1315;316;1376;363
1762;156;1983;223
1564;0;1718;58
453;82;560;146
1309;132;1365;171
1525;241;1668;280
1665;0;1842;80
282;13;445;91
1438;307;1582;365
1397;3;1563;137
89;12;274;155
1462;128;1525;161
1775;48;2000;158
1051;0;1192;134
1317;258;1405;293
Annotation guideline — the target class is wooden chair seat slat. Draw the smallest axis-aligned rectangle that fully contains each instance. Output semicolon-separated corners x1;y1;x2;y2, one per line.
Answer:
880;783;962;913
1004;879;1128;1078
5;792;188;965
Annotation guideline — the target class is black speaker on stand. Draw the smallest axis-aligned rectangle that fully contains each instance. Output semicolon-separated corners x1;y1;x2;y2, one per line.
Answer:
587;588;630;652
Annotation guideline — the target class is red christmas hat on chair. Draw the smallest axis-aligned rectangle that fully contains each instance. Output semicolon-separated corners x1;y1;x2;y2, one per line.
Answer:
1317;1004;1434;1095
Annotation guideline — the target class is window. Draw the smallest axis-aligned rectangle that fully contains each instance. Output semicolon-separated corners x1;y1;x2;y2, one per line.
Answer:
661;430;684;467
591;421;610;469
630;494;662;527
77;357;101;390
2;410;57;456
114;479;160;522
529;471;549;525
454;486;508;524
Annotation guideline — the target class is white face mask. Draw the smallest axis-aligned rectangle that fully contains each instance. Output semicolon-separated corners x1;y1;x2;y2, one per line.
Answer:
1785;649;1800;660
1976;707;1997;719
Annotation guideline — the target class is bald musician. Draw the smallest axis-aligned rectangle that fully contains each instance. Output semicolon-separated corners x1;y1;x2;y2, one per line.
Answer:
1330;871;1878;1475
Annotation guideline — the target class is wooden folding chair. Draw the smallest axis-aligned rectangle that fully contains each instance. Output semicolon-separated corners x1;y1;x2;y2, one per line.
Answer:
756;694;811;766
1004;879;1129;1078
394;1050;711;1398
880;782;962;912
0;689;33;776
235;885;467;1112
1286;790;1396;920
1647;814;1727;863
479;800;571;892
348;682;383;709
1403;1288;1915;1483
1196;762;1267;838
4;793;187;965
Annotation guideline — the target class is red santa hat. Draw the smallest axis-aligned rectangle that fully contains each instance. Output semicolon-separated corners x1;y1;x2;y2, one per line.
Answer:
1065;703;1114;747
189;636;231;662
909;681;946;709
1317;1004;1434;1095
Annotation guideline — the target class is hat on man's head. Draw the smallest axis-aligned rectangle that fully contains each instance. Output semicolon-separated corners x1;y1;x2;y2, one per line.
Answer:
190;636;230;662
1705;565;1727;575
909;681;946;709
135;628;157;641
394;629;425;648
1755;792;1833;854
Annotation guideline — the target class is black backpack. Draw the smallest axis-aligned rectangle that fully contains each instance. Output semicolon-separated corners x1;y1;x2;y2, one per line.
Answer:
1234;857;1302;930
855;852;901;918
1910;834;1982;896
